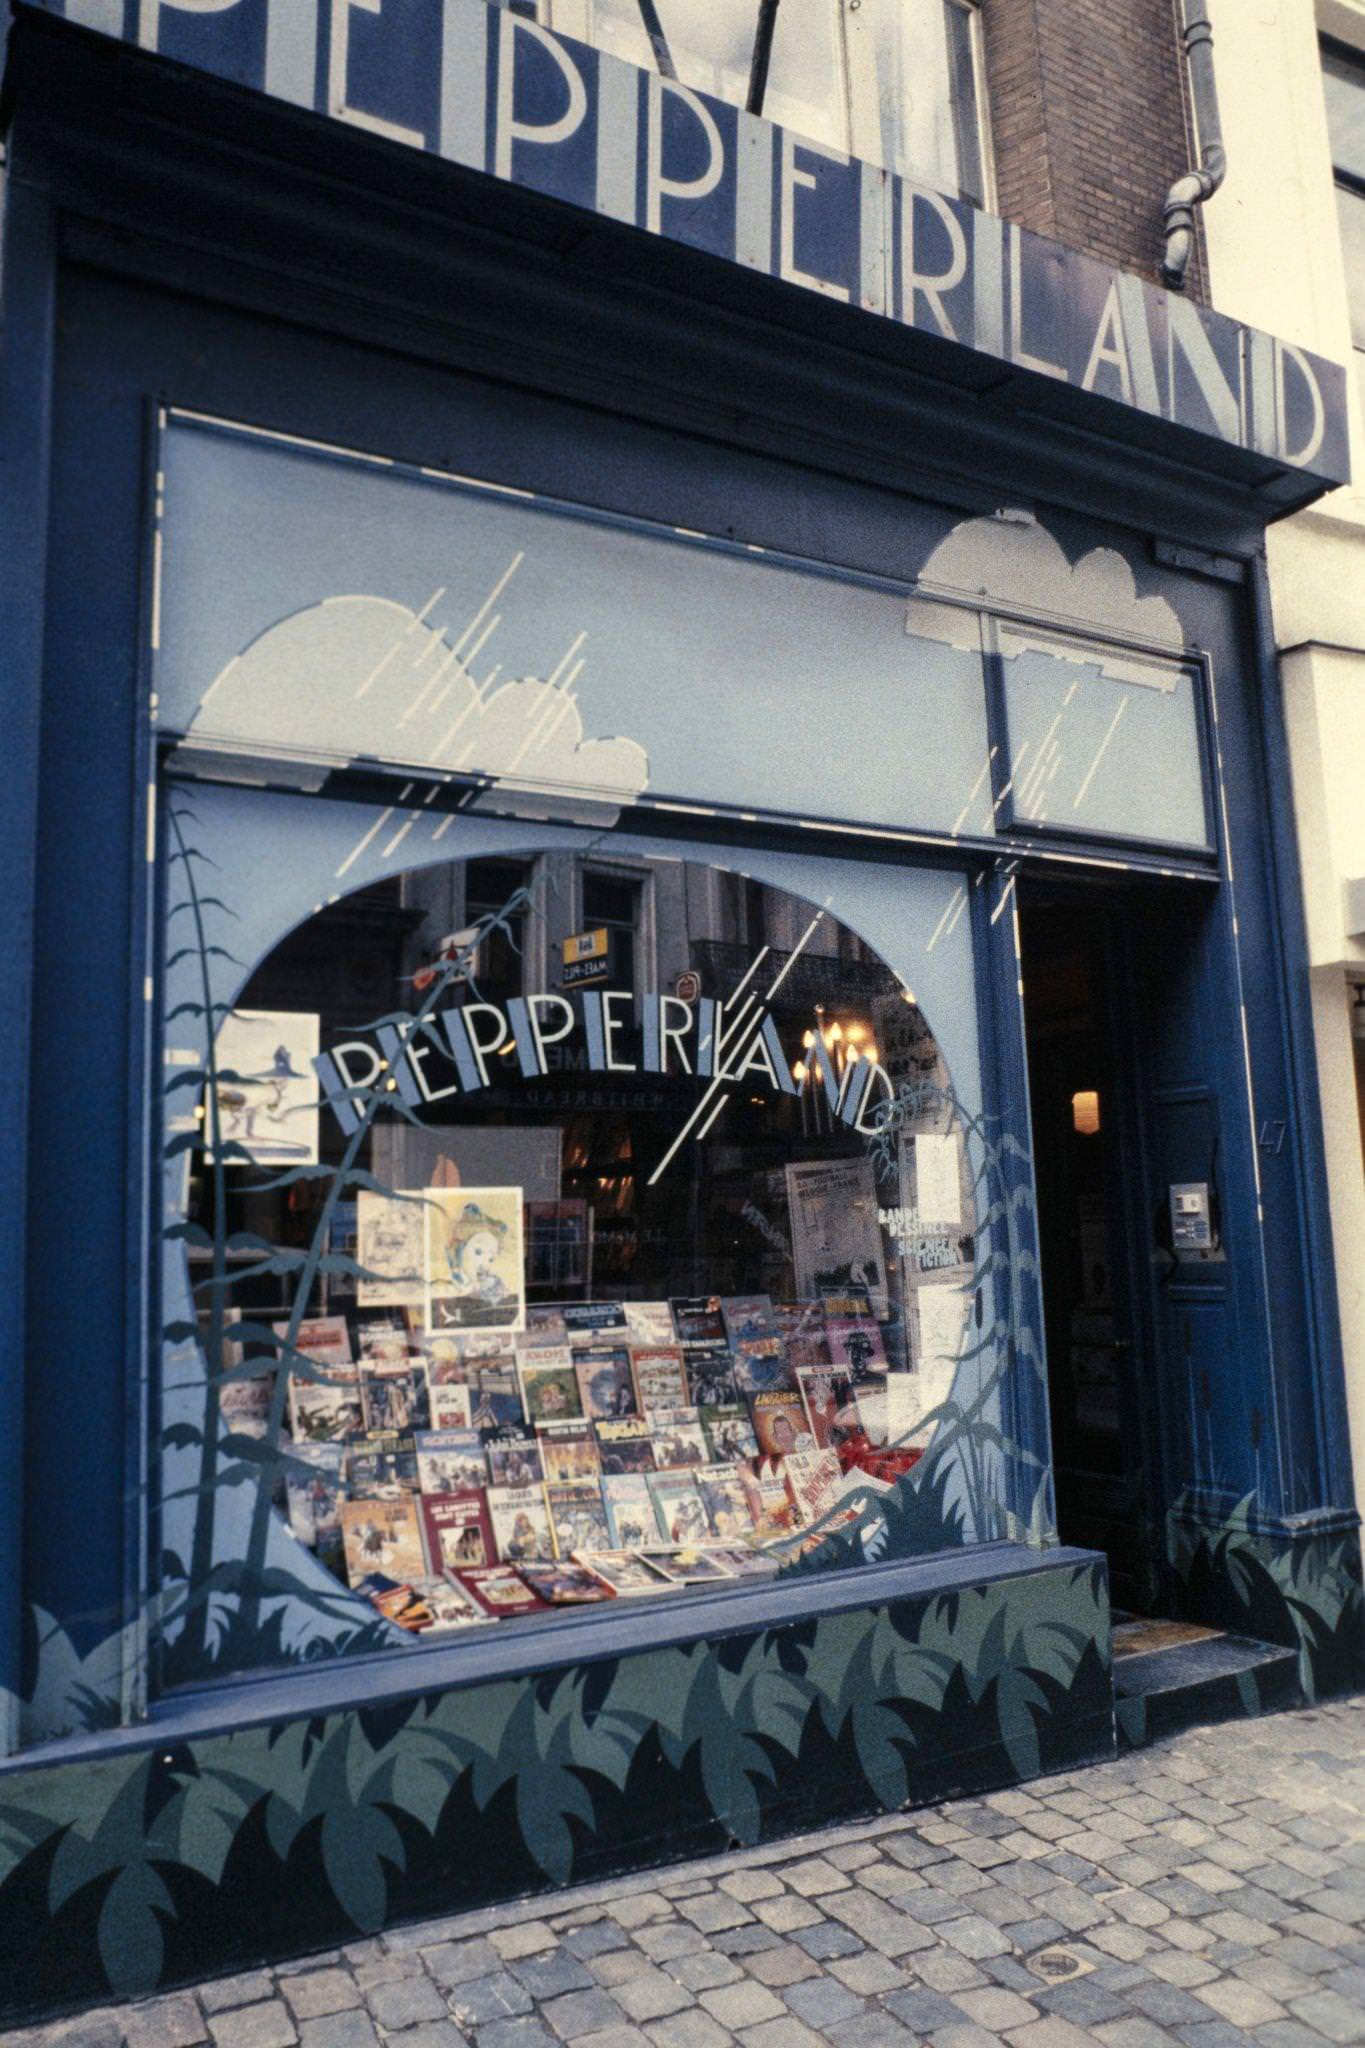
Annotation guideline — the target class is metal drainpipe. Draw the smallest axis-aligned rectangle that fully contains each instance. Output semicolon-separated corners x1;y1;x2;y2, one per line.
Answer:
1162;0;1227;291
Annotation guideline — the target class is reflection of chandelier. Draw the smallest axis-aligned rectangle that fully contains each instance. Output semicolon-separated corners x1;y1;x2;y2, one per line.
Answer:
790;1008;880;1134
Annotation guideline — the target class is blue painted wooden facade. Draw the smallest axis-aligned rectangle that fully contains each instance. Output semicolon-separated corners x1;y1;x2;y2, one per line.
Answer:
0;0;1360;2021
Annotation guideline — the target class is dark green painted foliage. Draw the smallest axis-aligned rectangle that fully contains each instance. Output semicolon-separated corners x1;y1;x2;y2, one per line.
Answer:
0;1561;1111;2021
1166;1495;1365;1701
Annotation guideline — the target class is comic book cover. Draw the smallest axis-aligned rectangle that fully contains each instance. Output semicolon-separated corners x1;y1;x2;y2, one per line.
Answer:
680;1345;737;1408
455;1565;549;1617
408;1575;494;1632
427;1381;474;1430
418;1327;471;1384
648;1407;710;1469
487;1482;556;1563
772;1300;831;1369
782;1448;844;1526
521;1304;569;1349
636;1546;735;1586
825;1313;887;1374
647;1470;711;1546
602;1473;657;1550
288;1377;364;1445
359;1361;430;1435
536;1419;601;1483
357;1580;433;1633
622;1301;675;1346
419;1489;497;1572
413;1427;487;1495
748;1389;816;1461
346;1431;418;1498
701;1544;780;1578
738;1464;803;1539
283;1442;346;1572
340;1496;426;1586
274;1313;353;1368
517;1561;615;1605
354;1310;418;1366
795;1363;861;1450
669;1295;727;1346
516;1347;583;1426
355;1191;426;1309
699;1402;760;1464
575;1345;639;1422
693;1463;757;1541
486;1432;544;1487
573;1550;672;1597
730;1332;793;1396
469;1365;524;1440
561;1302;628;1345
721;1294;777;1346
545;1480;611;1558
630;1344;690;1412
593;1417;656;1475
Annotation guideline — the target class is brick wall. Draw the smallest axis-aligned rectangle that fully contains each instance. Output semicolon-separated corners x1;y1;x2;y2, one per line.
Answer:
979;0;1207;297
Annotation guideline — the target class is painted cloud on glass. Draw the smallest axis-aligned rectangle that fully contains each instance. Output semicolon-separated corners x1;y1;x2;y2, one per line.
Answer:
179;581;649;824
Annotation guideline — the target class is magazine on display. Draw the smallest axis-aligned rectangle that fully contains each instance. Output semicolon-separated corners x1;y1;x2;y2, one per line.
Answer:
739;1464;803;1539
748;1388;815;1461
346;1433;417;1498
413;1427;487;1495
537;1418;601;1482
704;1544;780;1578
772;1301;831;1368
522;1304;569;1348
575;1345;639;1421
669;1296;727;1346
693;1463;754;1540
427;1381;474;1430
602;1473;657;1549
469;1366;523;1438
359;1361;430;1434
630;1343;690;1411
487;1483;556;1563
518;1560;615;1605
782;1448;844;1525
276;1314;353;1368
647;1407;709;1468
683;1345;738;1407
730;1332;792;1396
420;1575;496;1631
420;1490;497;1572
486;1432;544;1486
340;1497;426;1586
355;1311;417;1365
561;1301;628;1344
795;1363;859;1449
638;1547;734;1586
573;1549;672;1596
647;1470;711;1545
699;1402;761;1464
825;1312;887;1373
283;1442;346;1568
545;1481;612;1557
289;1379;364;1444
593;1417;656;1474
517;1348;583;1425
455;1565;549;1617
622;1301;675;1346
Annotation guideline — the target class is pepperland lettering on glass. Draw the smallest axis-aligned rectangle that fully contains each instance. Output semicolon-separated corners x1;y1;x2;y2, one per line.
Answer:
315;987;889;1152
54;0;1346;480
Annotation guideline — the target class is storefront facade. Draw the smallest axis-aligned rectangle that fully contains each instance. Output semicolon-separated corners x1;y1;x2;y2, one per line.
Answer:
0;0;1361;2019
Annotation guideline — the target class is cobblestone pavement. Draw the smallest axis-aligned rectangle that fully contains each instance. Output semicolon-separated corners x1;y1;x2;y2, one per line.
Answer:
9;1699;1365;2048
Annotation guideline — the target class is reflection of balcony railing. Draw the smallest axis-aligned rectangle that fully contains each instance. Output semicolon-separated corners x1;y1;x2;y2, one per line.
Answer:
690;939;902;1006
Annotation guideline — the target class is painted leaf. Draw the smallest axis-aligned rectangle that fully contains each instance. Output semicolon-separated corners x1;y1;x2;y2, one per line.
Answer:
319;1799;404;1932
98;1861;176;1996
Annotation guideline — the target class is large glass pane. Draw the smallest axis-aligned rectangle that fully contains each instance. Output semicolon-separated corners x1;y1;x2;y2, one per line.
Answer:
156;413;997;844
847;0;984;199
998;625;1209;852
157;793;1041;1684
1324;44;1365;183
1334;181;1365;352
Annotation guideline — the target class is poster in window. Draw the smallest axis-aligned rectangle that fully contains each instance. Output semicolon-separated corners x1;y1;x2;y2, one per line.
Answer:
356;1192;427;1308
424;1186;526;1334
208;1008;319;1164
784;1158;888;1317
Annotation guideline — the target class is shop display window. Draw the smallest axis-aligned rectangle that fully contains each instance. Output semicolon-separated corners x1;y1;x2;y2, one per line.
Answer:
162;824;1013;1677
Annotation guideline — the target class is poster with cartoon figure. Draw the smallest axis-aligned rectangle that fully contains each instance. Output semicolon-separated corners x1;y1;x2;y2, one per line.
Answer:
209;1009;319;1163
424;1187;525;1335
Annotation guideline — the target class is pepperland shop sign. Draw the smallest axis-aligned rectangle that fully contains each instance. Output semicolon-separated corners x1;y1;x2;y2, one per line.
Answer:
314;988;891;1172
43;0;1349;484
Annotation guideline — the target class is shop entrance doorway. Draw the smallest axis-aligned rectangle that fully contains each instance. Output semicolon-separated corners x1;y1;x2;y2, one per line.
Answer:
1019;890;1165;1615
